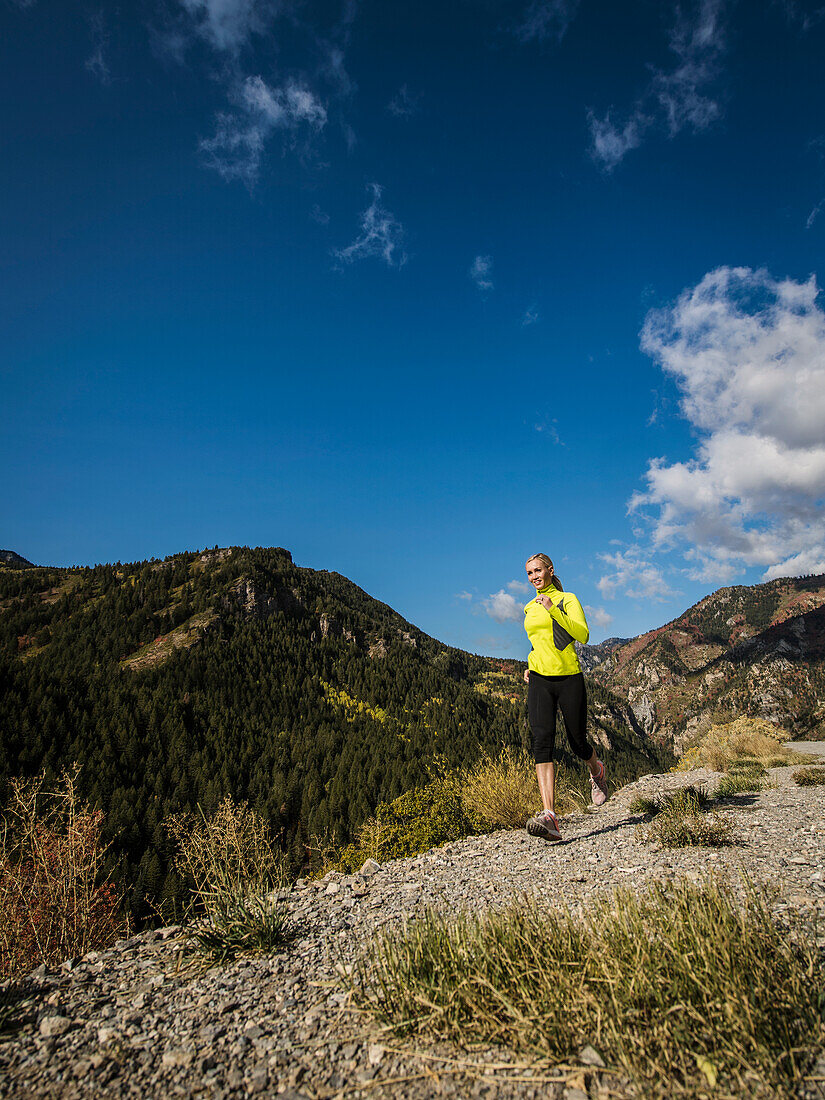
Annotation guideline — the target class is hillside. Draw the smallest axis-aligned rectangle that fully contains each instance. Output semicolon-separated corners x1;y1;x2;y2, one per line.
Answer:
591;574;825;754
0;546;663;918
2;756;823;1099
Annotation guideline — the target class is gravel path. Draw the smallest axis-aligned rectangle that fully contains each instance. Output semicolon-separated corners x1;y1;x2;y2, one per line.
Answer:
2;758;824;1100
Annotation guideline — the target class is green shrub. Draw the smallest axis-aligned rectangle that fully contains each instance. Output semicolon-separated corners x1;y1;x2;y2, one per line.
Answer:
792;767;825;787
628;795;657;816
350;877;823;1097
727;759;767;777
338;766;479;872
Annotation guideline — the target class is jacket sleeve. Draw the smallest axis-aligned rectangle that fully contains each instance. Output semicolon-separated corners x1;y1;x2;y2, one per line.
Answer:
550;593;589;645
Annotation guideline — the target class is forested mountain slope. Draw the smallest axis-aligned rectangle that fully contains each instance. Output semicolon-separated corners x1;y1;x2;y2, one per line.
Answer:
0;546;664;917
591;574;825;753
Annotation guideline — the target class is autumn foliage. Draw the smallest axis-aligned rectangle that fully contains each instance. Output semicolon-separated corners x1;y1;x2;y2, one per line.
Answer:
0;768;127;979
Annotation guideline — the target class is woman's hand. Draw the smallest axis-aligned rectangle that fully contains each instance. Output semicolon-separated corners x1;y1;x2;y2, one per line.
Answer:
523;668;530;683
535;594;553;611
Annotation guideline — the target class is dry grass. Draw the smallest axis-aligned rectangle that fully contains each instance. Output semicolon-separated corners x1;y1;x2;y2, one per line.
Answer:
0;768;127;979
460;746;586;829
167;797;290;963
716;772;769;796
792;767;825;787
350;876;824;1098
677;716;809;773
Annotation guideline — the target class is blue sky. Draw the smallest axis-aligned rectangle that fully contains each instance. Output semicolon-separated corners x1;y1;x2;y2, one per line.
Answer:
3;0;825;657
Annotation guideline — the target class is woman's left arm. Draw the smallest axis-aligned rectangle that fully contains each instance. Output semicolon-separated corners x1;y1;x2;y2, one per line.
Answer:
549;593;589;645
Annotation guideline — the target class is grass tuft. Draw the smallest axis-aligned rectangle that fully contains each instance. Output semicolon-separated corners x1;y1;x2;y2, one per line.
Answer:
716;773;768;797
350;877;823;1098
627;795;657;816
791;767;825;787
168;797;290;964
676;716;808;773
635;785;734;848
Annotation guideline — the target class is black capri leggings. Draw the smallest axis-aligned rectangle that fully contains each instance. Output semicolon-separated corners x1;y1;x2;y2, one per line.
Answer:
528;671;592;765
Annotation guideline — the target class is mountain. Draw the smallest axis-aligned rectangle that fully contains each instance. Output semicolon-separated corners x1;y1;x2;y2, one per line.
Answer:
0;550;35;569
590;574;825;754
0;546;664;917
576;636;630;673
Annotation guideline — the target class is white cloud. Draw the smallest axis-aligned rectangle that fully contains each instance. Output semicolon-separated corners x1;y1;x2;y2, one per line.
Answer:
455;590;474;601
587;110;648;172
179;0;274;53
521;306;540;326
515;0;579;42
584;604;614;630
470;255;494;292
333;184;407;268
632;266;825;582
589;0;725;171
200;75;327;185
483;590;524;622
597;549;678;602
507;579;532;594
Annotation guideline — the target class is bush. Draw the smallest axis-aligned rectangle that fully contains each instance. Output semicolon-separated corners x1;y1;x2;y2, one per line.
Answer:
676;716;804;772
350;877;823;1097
792;767;825;787
337;764;478;872
0;768;126;979
460;746;585;829
168;797;290;963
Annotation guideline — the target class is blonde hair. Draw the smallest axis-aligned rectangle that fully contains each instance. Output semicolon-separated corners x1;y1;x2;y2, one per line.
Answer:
525;553;563;591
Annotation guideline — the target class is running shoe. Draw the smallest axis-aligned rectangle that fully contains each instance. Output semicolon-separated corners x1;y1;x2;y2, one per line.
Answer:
590;759;608;806
526;809;562;842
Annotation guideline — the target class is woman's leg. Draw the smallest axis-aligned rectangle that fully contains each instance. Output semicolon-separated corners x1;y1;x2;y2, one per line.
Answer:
528;673;559;815
558;674;608;802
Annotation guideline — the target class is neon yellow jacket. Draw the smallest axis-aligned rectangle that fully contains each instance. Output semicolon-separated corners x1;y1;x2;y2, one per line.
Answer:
524;586;589;676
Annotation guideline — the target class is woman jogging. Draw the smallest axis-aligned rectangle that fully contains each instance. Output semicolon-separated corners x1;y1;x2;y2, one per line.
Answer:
523;553;607;841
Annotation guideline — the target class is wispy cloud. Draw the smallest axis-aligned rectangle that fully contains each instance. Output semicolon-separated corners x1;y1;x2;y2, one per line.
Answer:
201;75;327;185
387;84;419;117
455;590;474;601
521;305;540;326
179;0;275;54
85;12;111;85
779;0;825;32
469;255;494;292
333;183;407;268
589;0;726;171
630;266;825;583
515;0;580;42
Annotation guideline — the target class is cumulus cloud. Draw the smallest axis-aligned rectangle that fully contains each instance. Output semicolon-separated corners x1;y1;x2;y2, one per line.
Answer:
632;266;825;583
589;0;725;171
200;75;327;184
597;549;678;601
483;590;524;622
470;255;494;292
515;0;579;42
333;183;407;268
179;0;275;54
507;579;532;594
585;604;614;630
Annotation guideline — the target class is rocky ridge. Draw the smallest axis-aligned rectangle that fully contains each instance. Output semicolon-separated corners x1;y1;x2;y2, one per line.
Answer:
2;752;825;1100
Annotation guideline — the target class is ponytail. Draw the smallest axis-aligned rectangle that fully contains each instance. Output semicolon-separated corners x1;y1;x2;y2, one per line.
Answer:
525;553;563;591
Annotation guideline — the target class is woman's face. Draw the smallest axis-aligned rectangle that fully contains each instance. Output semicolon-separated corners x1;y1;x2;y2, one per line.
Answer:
526;557;553;590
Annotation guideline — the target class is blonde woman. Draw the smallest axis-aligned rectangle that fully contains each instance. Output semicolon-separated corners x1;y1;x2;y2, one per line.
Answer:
522;553;607;841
